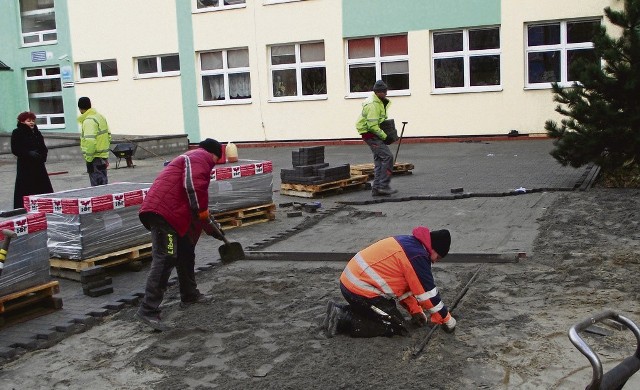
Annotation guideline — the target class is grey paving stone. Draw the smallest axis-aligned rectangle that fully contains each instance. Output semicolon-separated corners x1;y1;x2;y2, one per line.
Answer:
0;346;16;359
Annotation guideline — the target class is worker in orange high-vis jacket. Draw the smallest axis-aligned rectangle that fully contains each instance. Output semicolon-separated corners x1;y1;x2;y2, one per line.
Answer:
324;227;455;338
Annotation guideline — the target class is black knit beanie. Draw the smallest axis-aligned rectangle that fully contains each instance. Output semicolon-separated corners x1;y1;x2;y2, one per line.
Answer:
199;138;222;158
430;229;451;258
78;97;92;110
373;80;388;92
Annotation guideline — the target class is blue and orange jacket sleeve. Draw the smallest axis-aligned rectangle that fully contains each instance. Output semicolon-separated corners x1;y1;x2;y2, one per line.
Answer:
396;235;452;324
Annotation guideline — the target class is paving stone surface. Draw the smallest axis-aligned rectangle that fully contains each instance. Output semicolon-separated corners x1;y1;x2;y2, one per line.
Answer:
0;138;595;360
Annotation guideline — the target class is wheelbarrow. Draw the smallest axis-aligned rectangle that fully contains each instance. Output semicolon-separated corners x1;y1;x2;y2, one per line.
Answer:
569;310;640;390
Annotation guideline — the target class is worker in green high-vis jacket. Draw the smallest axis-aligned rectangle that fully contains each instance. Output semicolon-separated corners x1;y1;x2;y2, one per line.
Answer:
355;80;397;196
77;97;111;186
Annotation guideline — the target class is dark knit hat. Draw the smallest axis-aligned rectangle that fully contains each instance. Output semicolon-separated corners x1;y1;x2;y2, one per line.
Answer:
430;229;451;258
199;138;222;158
78;97;92;110
373;80;388;92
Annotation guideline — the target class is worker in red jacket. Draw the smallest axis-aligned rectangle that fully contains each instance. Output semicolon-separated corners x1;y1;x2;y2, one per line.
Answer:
135;138;223;332
324;226;455;337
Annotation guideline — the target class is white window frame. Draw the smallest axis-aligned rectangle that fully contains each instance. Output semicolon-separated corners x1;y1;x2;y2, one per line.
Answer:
20;3;57;46
25;66;64;129
268;41;327;102
345;35;410;99
431;26;502;94
76;60;118;83
192;0;246;13
525;19;600;90
198;48;251;106
134;54;180;79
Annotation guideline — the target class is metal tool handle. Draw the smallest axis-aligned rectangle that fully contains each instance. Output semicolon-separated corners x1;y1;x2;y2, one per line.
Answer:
208;217;230;245
569;310;640;390
394;121;408;165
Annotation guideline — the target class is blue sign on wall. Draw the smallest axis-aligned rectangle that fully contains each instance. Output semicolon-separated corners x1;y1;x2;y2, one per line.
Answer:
31;51;47;62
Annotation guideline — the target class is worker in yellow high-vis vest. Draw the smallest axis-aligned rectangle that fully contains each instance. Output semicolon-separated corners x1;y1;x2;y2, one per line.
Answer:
77;97;111;186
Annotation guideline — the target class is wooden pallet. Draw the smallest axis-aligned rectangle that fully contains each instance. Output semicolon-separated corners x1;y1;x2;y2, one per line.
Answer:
214;203;276;230
50;242;153;276
280;175;369;198
0;281;61;315
350;162;414;178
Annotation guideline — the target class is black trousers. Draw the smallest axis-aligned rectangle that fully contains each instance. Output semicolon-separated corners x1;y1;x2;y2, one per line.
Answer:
340;283;408;338
138;222;200;317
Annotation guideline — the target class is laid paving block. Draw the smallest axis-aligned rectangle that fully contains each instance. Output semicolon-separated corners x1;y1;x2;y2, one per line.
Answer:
0;346;16;359
87;308;110;317
287;211;303;217
82;277;112;291
84;286;114;297
103;301;126;311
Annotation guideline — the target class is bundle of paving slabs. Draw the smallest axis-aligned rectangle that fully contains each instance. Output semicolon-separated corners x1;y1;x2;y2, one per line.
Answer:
280;146;350;184
208;160;274;213
0;211;50;296
25;183;152;260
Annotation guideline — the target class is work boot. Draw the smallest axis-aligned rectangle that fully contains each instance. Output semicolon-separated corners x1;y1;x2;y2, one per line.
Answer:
134;311;171;332
371;188;388;197
377;187;398;196
324;301;348;338
179;293;214;309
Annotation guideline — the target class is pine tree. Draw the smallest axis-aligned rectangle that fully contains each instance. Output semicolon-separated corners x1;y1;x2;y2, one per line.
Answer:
545;0;640;179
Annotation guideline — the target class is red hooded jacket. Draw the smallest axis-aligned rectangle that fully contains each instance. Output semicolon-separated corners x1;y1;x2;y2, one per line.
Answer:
139;148;216;237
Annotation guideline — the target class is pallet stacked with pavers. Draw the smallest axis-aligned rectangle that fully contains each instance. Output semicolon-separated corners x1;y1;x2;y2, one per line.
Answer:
80;266;113;297
280;146;351;185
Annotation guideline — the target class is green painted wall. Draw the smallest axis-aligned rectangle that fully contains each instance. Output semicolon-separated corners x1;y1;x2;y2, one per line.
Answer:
175;1;201;143
0;0;77;134
342;0;501;37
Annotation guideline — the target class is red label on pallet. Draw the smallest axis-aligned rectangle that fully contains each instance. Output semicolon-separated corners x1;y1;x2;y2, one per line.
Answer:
0;212;47;239
210;160;272;181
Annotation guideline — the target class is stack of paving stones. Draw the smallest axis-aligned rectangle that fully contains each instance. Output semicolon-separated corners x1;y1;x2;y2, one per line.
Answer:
280;146;350;185
81;266;113;297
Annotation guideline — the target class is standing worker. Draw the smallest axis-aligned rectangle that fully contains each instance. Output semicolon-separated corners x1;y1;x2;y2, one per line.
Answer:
356;80;397;196
11;111;53;209
77;97;111;186
323;226;456;338
135;138;224;332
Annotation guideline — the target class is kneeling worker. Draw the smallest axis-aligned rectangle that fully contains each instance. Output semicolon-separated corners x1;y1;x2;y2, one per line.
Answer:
324;226;456;337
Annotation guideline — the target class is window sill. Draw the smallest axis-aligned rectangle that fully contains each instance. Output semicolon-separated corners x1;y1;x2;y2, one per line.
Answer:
199;99;252;106
345;90;411;99
431;86;503;95
524;82;576;90
263;0;303;5
192;4;246;13
75;77;119;84
134;72;181;80
268;95;328;103
21;41;58;48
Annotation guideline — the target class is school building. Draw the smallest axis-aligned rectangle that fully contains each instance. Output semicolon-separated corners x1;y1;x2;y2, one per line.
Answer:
0;0;619;143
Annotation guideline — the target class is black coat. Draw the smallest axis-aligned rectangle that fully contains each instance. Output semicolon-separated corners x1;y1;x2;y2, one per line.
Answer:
11;123;53;209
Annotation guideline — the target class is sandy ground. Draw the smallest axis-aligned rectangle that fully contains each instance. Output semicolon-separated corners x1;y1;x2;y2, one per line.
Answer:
1;189;640;389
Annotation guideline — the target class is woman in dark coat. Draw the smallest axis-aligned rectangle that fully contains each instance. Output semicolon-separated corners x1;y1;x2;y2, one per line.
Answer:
11;112;53;209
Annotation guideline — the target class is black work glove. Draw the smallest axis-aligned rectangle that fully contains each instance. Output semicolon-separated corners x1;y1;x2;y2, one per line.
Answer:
411;312;428;327
28;151;42;161
383;136;395;145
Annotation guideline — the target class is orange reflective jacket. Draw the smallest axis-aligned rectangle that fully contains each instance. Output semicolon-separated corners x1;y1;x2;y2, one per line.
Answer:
340;227;451;325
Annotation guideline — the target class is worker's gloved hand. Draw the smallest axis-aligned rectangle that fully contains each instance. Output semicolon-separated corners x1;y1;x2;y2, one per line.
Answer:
443;316;457;333
411;312;428;327
384;137;395;145
28;151;42;161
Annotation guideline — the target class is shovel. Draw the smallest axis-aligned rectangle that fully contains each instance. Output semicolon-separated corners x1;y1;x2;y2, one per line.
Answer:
208;218;245;264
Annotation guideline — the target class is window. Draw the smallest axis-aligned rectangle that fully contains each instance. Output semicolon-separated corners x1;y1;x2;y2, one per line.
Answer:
77;60;118;82
135;54;180;78
346;34;409;95
199;48;251;104
25;66;64;128
431;27;501;93
20;0;57;46
269;42;326;100
194;0;245;11
526;19;600;88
